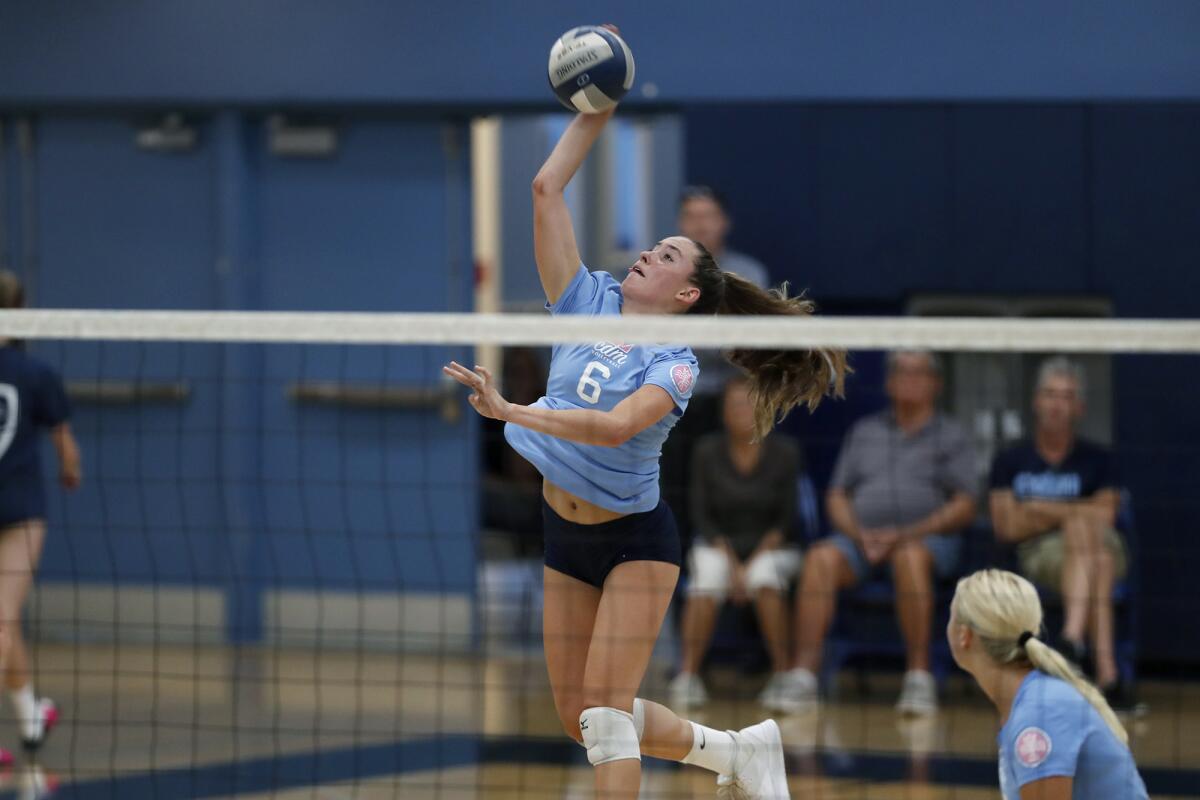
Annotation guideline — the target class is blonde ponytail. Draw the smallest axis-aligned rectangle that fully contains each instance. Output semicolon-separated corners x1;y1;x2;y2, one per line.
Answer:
952;569;1128;745
1023;636;1127;745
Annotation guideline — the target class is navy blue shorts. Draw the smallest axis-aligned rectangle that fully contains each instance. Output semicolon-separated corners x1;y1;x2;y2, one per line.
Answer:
542;498;681;588
0;473;45;529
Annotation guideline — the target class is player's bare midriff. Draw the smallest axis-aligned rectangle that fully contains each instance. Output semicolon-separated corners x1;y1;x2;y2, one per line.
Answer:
543;479;625;525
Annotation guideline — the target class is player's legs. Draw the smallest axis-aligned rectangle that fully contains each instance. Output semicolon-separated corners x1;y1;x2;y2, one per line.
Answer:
582;559;678;798
543;565;602;743
543;565;698;762
0;519;48;746
890;540;934;673
0;520;45;689
791;539;858;673
635;697;694;761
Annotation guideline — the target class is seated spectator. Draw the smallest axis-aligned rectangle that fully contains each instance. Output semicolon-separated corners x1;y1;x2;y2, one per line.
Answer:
785;351;977;715
669;375;803;711
989;356;1129;705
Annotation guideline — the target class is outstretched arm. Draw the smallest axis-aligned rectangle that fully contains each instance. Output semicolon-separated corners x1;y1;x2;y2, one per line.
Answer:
532;109;615;305
443;361;673;447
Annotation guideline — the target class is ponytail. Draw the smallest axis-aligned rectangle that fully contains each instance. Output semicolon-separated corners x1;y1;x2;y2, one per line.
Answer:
1023;636;1128;745
952;569;1128;745
685;241;848;440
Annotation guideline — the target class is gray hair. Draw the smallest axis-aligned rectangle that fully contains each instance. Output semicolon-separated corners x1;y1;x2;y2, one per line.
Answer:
1036;356;1086;401
886;349;942;377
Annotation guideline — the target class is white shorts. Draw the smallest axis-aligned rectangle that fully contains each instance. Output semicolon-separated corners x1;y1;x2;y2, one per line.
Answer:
686;544;802;601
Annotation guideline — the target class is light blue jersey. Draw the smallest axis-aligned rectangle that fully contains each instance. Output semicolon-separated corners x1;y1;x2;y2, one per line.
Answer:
505;265;698;514
999;671;1148;799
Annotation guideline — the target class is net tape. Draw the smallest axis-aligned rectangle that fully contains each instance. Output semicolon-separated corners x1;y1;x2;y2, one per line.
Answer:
0;309;1197;352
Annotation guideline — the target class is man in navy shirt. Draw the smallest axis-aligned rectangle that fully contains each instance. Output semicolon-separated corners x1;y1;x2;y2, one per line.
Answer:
989;357;1127;703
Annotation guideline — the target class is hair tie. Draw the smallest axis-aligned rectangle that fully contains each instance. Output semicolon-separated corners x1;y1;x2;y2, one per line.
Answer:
1018;631;1035;648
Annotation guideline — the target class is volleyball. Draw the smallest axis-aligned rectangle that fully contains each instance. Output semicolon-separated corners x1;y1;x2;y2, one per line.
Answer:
547;26;635;113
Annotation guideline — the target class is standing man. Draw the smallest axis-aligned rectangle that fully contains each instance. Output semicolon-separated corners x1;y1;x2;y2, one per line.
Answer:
784;351;978;715
662;186;774;532
989;357;1129;706
677;185;769;292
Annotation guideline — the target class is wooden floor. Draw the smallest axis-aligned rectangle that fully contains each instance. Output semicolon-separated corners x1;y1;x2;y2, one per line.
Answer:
11;644;1198;798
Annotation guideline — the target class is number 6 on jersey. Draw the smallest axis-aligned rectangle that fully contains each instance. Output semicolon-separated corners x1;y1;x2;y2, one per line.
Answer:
576;361;610;405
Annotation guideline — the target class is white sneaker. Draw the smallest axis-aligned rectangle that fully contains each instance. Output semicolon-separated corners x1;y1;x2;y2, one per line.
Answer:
20;698;58;753
757;672;792;712
717;718;790;800
776;668;819;714
668;672;708;708
895;670;938;716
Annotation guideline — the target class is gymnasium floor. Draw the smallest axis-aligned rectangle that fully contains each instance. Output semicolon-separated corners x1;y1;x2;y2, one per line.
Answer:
9;645;1199;798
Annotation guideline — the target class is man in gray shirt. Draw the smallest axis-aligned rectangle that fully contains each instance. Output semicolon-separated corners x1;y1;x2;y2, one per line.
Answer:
783;351;978;715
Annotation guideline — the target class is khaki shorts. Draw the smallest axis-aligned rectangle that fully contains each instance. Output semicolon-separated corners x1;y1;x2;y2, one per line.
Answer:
1017;527;1128;591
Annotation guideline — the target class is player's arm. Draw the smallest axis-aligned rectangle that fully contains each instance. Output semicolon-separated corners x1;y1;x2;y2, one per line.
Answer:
502;384;673;447
51;421;82;490
532;109;615;305
443;361;672;447
1019;776;1073;799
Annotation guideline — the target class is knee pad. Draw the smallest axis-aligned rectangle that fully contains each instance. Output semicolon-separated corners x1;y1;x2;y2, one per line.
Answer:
577;699;642;748
579;706;641;766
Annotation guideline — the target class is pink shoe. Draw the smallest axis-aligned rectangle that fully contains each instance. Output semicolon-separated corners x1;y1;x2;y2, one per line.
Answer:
20;699;57;753
0;748;12;767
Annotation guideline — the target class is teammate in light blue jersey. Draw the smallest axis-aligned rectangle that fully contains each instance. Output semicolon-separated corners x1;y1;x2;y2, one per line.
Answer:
444;30;846;800
948;569;1148;799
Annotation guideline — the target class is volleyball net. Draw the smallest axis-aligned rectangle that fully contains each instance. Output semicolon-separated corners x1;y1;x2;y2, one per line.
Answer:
0;308;1197;798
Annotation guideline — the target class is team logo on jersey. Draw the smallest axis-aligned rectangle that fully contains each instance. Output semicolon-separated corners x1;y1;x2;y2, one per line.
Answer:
592;341;633;366
1015;727;1052;768
671;364;694;395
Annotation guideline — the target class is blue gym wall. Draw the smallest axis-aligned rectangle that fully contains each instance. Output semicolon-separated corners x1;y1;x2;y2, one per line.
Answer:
2;3;1198;659
1;113;476;642
2;1;1199;103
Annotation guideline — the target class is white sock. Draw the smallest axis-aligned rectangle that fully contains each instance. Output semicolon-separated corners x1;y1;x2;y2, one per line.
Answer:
10;685;36;739
681;720;737;775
